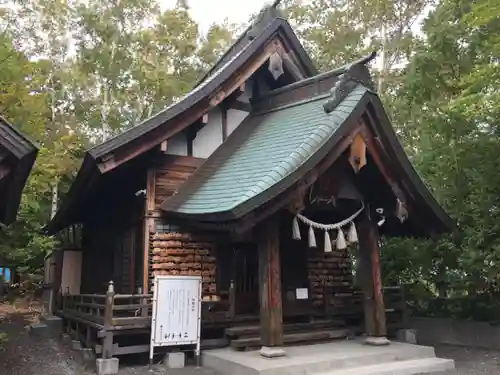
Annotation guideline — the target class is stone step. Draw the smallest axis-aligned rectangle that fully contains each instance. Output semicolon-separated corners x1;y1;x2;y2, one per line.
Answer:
30;315;63;338
319;358;455;375
29;323;50;338
202;341;440;375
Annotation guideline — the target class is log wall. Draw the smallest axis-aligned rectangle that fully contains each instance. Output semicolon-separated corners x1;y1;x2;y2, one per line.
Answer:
307;247;354;310
149;230;219;301
145;154;211;293
153;155;205;210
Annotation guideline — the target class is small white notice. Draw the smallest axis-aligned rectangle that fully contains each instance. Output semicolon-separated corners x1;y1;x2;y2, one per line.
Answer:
149;276;202;367
296;288;309;300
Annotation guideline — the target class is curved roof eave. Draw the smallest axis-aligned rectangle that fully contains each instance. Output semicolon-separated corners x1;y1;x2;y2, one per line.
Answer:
161;91;453;237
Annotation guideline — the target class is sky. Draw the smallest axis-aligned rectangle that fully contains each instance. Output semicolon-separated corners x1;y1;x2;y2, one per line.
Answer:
160;0;270;31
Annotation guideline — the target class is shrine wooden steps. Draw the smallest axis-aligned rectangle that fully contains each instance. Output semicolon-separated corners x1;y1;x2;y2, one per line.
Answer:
230;329;349;350
226;319;349;350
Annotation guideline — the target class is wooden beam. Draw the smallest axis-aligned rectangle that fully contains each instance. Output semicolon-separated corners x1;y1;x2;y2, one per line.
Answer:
201;113;209;124
221;106;228;141
258;214;284;348
0;149;8;164
356;211;387;338
282;53;305;81
227;100;251;112
0;164;10;179
160;141;168;153
359;118;409;204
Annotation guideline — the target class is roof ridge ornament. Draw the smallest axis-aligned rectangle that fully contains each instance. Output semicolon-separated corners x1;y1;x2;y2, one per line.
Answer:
323;69;352;114
323;51;378;114
248;1;284;40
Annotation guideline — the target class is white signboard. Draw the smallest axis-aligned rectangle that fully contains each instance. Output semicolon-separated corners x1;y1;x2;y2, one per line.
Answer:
149;276;202;364
296;288;309;300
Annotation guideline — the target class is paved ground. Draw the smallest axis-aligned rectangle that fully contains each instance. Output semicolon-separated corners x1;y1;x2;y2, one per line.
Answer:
0;299;499;374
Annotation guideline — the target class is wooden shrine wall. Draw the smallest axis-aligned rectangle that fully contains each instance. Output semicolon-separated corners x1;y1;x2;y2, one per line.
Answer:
149;228;219;301
152;155;205;210
307;247;354;310
146;154;215;295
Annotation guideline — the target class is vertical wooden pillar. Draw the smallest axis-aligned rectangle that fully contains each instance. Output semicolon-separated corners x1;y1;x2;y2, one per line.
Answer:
258;215;285;357
143;169;156;293
356;211;389;344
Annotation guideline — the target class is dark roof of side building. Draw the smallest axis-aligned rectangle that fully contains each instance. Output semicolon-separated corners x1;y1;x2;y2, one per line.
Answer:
0;117;39;225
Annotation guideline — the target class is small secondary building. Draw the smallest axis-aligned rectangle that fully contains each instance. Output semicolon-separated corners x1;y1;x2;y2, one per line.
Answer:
45;5;452;359
0;116;38;226
0;116;38;291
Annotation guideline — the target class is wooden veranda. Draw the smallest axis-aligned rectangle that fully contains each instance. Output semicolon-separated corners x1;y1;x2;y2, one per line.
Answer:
58;279;408;358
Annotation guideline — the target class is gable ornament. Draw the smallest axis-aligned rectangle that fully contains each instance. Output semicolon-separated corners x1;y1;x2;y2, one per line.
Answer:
268;51;284;80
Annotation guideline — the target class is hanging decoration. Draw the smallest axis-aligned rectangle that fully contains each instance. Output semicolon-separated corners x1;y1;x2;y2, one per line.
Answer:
308;225;317;248
347;222;358;243
336;228;347;250
376;207;386;227
292;216;301;240
293;202;365;253
268;51;284;80
395;198;408;223
324;231;332;253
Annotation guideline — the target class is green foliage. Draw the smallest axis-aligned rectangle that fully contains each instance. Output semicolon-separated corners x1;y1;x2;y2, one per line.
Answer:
0;331;7;348
380;0;500;320
0;0;234;274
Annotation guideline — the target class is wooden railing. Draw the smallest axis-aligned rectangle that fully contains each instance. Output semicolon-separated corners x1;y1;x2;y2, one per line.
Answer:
61;281;152;330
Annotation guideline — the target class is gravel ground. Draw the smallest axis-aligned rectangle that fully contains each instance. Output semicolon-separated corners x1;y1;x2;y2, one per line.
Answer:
0;299;93;375
0;299;213;375
434;344;500;375
1;299;499;374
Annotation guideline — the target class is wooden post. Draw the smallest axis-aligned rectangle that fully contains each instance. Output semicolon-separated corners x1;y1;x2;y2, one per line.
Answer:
221;106;228;141
258;215;285;357
356;211;389;345
143;169;156;293
228;280;236;319
103;281;115;358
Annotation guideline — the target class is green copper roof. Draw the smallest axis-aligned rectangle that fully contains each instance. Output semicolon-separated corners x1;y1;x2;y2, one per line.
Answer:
161;84;370;218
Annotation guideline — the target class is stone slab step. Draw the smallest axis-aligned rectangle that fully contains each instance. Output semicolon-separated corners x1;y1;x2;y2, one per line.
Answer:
226;320;345;338
319;358;454;375
230;329;348;350
40;315;63;335
29;323;50;338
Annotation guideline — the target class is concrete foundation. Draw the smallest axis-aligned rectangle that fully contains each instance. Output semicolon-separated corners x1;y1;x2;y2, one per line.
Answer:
397;329;418;345
202;340;454;375
410;316;500;350
29;323;50;338
96;358;119;375
164;352;186;369
72;340;82;350
40;315;63;337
